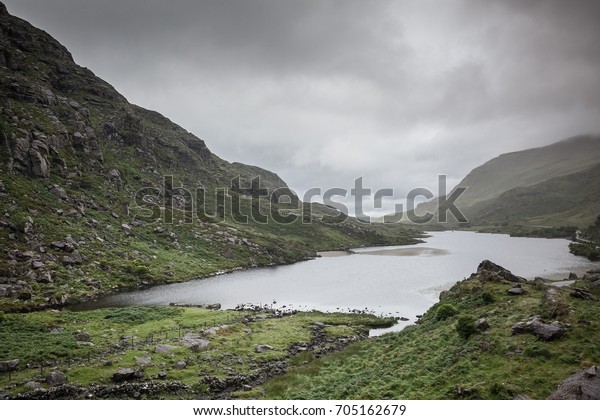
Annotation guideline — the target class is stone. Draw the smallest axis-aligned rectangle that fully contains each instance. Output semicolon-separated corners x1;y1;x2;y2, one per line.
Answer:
469;260;526;284
63;250;83;265
511;316;564;341
157;371;167;380
29;149;49;178
570;288;595;301
24;381;41;390
568;272;578;280
111;368;138;383
508;286;524;295
475;318;490;331
45;370;66;386
0;359;19;372
314;322;326;328
48;185;68;201
154;344;180;354
182;333;210;352
121;223;132;235
50;328;64;335
134;357;152;367
32;261;44;269
590;280;600;290
107;169;121;179
75;332;91;342
548;365;600;399
255;344;274;353
173;360;187;370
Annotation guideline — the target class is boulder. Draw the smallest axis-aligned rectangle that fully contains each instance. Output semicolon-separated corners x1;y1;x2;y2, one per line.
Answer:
508;286;524;295
469;260;526;284
255;344;274;353
548;365;600;399
75;332;91;342
568;272;578;280
474;318;490;332
0;359;19;372
182;333;210;352
173;360;187;370
24;381;41;390
590;280;600;290
570;288;595;301
511;316;564;341
48;185;68;201
45;370;66;386
111;368;139;383
154;344;179;354
62;250;83;265
134;357;152;367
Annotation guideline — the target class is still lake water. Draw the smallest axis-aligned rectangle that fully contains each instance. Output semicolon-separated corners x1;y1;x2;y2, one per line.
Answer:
75;231;597;334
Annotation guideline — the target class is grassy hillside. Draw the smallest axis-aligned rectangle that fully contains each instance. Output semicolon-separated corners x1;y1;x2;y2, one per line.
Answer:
258;261;600;400
465;163;600;228
412;136;600;230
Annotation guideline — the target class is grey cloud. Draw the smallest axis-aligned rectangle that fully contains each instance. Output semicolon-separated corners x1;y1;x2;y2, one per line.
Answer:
5;0;600;215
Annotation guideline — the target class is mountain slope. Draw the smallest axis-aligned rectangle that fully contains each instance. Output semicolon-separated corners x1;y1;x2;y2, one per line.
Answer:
0;4;418;312
414;135;600;229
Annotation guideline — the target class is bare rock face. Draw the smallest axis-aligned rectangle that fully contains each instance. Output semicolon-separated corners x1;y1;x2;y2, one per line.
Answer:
549;366;600;399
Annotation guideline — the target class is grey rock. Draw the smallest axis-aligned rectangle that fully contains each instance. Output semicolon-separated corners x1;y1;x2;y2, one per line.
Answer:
475;318;490;331
549;365;600;399
24;381;41;390
255;344;274;353
157;371;167;380
511;316;564;341
48;185;68;201
590;280;600;290
173;360;187;370
0;359;19;372
469;260;526;284
134;357;152;367
63;250;83;265
107;169;121;179
314;322;326;328
75;332;91;342
50;328;64;335
45;370;66;386
568;272;578;280
570;288;595;301
154;344;180;354
508;286;524;295
32;261;45;269
182;333;210;352
111;368;138;383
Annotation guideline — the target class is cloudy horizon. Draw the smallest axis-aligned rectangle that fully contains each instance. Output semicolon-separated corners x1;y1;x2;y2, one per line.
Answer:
5;0;600;216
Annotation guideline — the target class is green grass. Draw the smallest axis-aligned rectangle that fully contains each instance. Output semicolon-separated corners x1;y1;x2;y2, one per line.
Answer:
261;275;600;400
0;307;390;398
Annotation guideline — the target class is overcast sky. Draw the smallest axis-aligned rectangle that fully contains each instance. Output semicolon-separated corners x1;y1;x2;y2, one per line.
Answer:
5;0;600;215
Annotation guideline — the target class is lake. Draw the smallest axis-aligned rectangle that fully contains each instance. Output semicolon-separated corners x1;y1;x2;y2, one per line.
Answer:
73;231;598;334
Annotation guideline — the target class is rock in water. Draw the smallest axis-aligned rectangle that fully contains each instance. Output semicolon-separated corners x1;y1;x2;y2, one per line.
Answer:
549;365;600;399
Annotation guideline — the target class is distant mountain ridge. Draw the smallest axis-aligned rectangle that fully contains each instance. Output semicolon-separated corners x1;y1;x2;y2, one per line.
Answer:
415;135;600;229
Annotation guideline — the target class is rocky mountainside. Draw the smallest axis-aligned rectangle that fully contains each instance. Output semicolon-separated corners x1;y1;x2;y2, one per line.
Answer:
415;135;600;230
0;4;417;312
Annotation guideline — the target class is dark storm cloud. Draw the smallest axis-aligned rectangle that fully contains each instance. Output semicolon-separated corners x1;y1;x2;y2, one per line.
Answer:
5;0;600;215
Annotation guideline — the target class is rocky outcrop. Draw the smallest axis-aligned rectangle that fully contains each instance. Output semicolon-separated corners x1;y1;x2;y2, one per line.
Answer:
467;260;527;284
511;316;564;341
549;366;600;400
